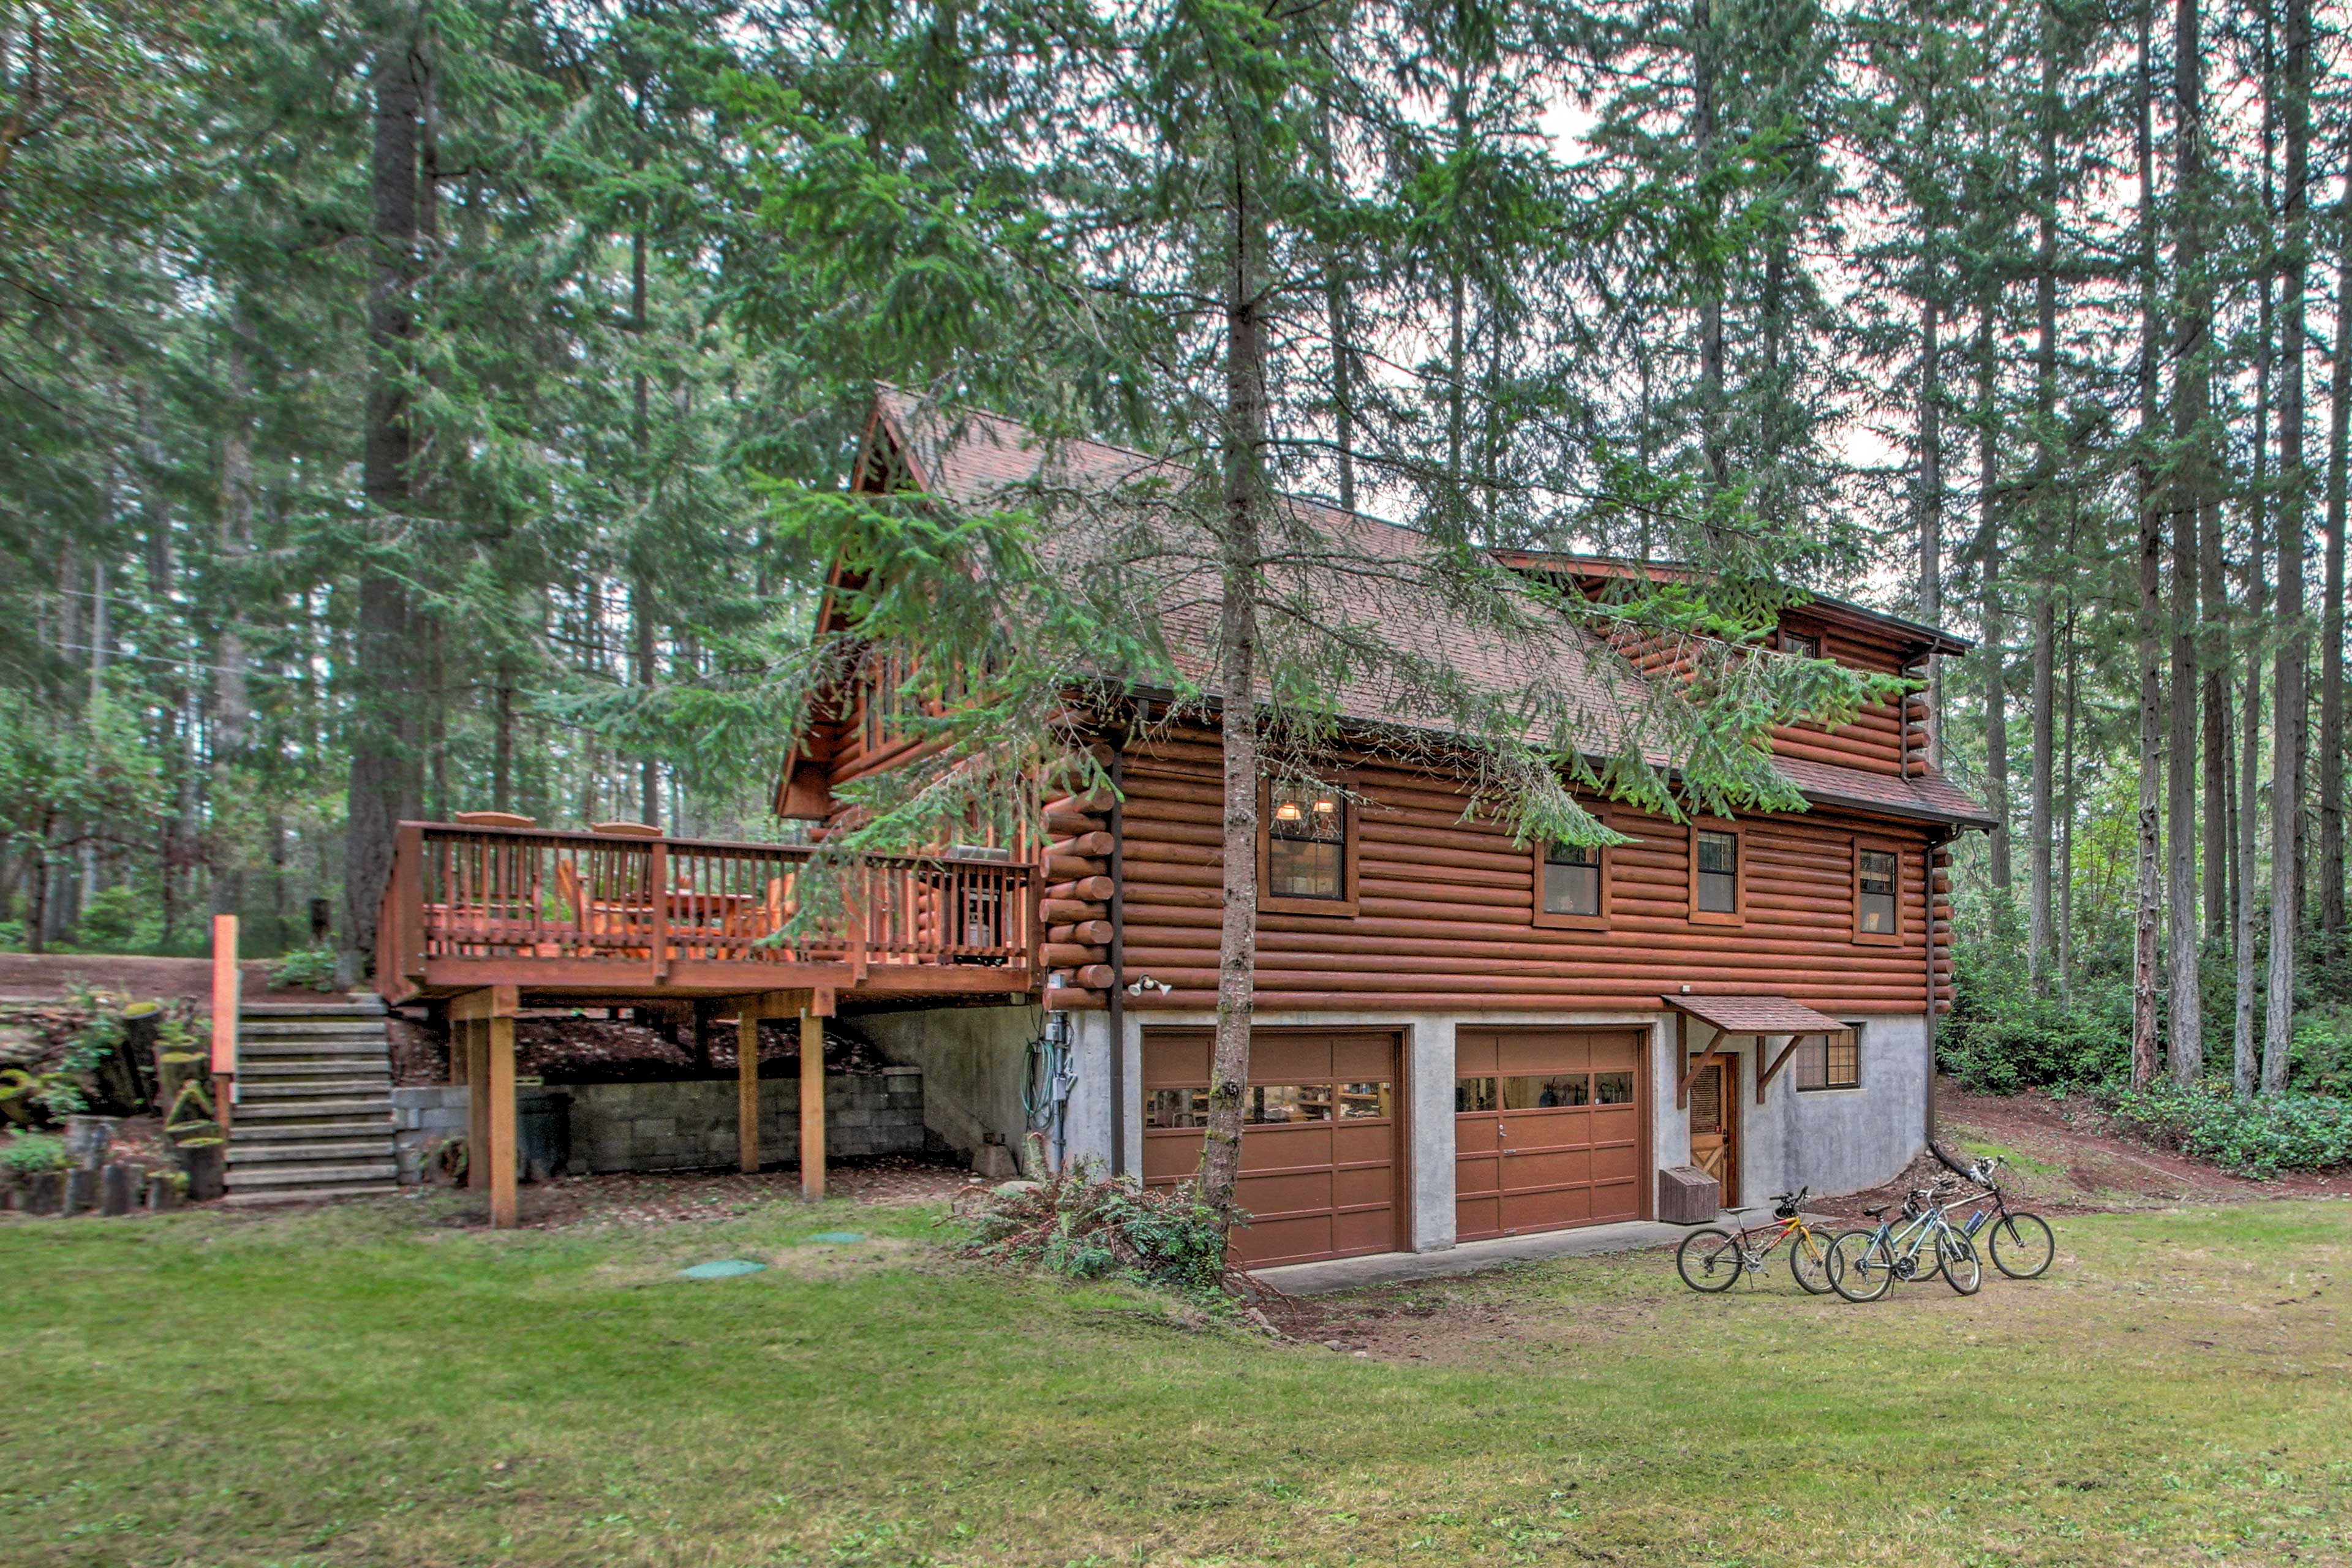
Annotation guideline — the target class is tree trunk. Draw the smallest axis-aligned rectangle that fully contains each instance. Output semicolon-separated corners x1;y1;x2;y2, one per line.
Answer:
343;17;426;973
2165;0;2206;1080
2319;129;2352;947
1976;299;2012;892
2238;40;2277;1100
2130;0;2161;1088
2026;24;2059;994
2265;0;2310;1095
2059;604;2078;994
1693;0;1727;497
1199;115;1270;1229
1917;273;1942;769
213;303;257;920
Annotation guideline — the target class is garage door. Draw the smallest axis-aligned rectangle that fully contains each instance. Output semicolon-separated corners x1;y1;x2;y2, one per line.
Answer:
1143;1028;1401;1268
1455;1028;1644;1242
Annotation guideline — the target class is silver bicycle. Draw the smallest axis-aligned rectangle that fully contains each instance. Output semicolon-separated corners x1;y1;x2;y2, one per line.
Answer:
1826;1180;1983;1301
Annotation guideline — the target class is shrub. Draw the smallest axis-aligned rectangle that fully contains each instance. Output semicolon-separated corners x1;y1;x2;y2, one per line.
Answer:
2098;1079;2352;1178
964;1161;1232;1300
72;886;144;949
2288;1006;2352;1097
1941;940;2130;1093
1;1132;70;1172
268;946;341;993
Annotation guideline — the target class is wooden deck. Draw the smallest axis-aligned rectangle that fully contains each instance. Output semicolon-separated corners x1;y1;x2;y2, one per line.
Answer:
374;821;1041;1009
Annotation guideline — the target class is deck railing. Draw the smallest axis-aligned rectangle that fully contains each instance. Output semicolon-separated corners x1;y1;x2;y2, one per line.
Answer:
376;822;1037;995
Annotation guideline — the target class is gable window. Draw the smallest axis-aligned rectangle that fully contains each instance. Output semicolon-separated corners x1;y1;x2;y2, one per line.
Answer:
1261;782;1359;915
1777;628;1822;660
1853;840;1902;944
1795;1027;1862;1091
1532;839;1608;930
1689;821;1744;924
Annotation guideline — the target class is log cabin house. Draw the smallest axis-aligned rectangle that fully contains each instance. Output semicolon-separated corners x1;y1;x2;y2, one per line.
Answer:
370;389;1989;1251
771;391;1995;1270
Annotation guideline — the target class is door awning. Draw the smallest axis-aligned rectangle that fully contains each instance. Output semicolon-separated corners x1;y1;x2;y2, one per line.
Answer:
1664;995;1851;1109
1662;993;1847;1036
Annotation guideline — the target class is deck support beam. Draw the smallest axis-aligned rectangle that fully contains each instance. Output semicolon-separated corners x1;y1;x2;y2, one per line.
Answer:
738;1009;761;1174
448;987;521;1227
800;1009;825;1200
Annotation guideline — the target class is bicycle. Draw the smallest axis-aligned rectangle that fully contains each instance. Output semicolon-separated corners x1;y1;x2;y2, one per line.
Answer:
1826;1180;1983;1301
1675;1187;1839;1294
1934;1150;2057;1280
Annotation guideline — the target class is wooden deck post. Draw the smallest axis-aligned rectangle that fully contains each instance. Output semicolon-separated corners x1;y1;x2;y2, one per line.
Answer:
799;1006;826;1200
209;914;239;1130
738;1008;761;1174
486;1014;518;1227
466;1019;491;1190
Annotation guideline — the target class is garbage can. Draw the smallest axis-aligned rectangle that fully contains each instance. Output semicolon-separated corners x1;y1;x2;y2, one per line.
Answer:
516;1088;572;1183
1657;1164;1720;1225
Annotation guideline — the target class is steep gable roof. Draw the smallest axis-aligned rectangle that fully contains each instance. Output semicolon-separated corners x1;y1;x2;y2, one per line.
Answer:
791;388;1994;832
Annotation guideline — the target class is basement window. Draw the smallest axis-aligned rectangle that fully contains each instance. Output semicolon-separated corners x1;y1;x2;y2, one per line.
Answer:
1795;1028;1862;1092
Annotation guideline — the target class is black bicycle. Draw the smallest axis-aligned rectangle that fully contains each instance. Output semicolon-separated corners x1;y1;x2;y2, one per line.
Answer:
1932;1147;2056;1280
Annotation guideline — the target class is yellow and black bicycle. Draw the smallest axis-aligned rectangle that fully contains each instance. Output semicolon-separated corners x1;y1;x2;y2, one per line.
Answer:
1675;1187;1838;1294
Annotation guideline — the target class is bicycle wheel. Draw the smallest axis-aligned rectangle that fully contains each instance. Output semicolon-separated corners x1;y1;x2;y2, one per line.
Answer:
1677;1227;1744;1293
1828;1230;1893;1302
1987;1212;2055;1279
1789;1226;1839;1295
1942;1235;1983;1295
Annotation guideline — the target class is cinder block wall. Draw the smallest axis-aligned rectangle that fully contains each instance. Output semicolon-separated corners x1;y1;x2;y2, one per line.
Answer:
392;1069;924;1182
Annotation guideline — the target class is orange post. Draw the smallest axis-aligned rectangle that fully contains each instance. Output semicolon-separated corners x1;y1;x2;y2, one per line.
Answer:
799;1009;825;1199
486;1014;518;1228
209;914;239;1129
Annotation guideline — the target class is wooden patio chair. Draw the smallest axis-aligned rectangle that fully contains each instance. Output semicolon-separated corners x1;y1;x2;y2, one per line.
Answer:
452;810;537;829
554;858;650;959
726;873;799;962
589;820;663;837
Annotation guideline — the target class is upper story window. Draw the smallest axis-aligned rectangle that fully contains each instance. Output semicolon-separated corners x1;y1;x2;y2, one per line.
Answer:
1267;785;1346;902
1689;821;1744;925
1533;839;1608;929
1855;842;1902;944
1777;628;1822;660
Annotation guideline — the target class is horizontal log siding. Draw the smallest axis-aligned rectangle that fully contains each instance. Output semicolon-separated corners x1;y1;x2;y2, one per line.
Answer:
1114;745;1944;1016
1766;619;1916;777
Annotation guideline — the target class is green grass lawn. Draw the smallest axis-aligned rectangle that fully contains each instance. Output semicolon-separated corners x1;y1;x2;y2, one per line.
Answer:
4;1192;2349;1567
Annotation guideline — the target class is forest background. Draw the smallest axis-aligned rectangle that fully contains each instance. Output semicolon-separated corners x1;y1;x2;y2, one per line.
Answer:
6;0;2351;1132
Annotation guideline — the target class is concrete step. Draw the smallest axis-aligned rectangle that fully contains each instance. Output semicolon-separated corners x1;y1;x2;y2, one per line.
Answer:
238;1079;393;1101
233;1116;396;1140
234;1097;394;1120
225;1159;401;1188
229;1138;397;1164
222;1182;402;1207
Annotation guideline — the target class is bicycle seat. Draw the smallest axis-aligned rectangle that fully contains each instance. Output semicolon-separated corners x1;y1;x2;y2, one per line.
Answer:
1863;1204;1890;1219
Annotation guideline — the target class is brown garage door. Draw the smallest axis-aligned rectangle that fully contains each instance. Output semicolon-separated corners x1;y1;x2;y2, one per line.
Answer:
1455;1028;1644;1242
1143;1028;1401;1268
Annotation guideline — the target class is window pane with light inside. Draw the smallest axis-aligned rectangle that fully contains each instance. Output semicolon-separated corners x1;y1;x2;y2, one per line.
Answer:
1269;785;1344;899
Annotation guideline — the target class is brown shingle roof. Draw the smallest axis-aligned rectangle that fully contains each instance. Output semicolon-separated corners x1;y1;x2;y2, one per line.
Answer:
1666;994;1850;1036
867;389;1996;833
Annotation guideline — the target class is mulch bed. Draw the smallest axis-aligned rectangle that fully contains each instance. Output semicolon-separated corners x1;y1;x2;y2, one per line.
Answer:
423;1153;988;1229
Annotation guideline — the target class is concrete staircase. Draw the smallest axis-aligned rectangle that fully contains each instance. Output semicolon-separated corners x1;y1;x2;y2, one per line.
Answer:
222;995;401;1205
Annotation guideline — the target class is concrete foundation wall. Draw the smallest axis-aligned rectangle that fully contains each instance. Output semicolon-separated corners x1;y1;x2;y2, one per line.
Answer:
853;1005;1039;1157
391;1069;924;1182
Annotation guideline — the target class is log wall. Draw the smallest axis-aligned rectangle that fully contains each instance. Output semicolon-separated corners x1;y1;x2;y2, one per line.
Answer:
1054;728;1951;1018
